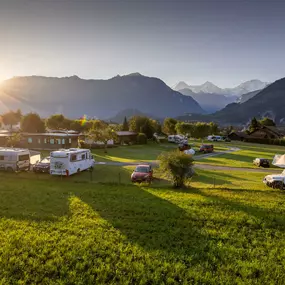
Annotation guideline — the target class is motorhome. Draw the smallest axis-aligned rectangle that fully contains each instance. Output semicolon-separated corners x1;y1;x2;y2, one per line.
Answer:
0;147;31;172
50;148;95;176
168;135;187;144
207;135;223;142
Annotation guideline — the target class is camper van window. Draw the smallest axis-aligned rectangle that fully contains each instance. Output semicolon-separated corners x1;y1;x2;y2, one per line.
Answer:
28;138;33;144
70;154;77;161
81;154;86;160
19;154;30;161
0;155;4;160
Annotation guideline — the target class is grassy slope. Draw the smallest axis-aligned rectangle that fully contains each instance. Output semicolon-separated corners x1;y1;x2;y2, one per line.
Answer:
1;168;285;284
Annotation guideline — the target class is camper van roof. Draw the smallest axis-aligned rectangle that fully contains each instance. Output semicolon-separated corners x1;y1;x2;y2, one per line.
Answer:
51;148;89;155
0;147;29;153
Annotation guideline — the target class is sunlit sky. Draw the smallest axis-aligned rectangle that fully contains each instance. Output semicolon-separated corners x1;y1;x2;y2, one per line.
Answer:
1;0;285;87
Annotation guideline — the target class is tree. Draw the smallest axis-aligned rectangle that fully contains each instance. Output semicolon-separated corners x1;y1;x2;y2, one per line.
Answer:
46;114;71;130
129;116;155;139
21;113;46;133
122;116;129;131
1;110;22;130
158;151;194;188
162;118;177;134
88;126;116;153
249;117;259;132
175;122;193;136
137;133;147;144
260;117;276;127
6;133;22;147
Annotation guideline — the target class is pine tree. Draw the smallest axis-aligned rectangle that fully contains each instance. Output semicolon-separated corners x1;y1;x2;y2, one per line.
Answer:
122;116;129;131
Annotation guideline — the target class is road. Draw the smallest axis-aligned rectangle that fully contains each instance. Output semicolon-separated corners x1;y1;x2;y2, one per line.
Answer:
95;147;281;173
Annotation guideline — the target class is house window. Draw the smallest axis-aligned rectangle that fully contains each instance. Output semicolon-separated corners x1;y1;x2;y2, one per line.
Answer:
44;138;47;144
62;139;65;144
69;138;72;144
50;139;54;144
38;138;41;144
28;138;33;144
56;139;61;145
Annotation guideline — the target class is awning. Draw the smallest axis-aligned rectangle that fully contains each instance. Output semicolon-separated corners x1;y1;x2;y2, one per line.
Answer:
272;154;285;168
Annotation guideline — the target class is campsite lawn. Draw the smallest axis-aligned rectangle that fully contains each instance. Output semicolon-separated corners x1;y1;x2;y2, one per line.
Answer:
195;140;285;169
1;168;285;284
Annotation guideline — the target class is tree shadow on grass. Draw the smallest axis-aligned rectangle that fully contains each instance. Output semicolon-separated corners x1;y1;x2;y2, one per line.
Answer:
189;188;285;229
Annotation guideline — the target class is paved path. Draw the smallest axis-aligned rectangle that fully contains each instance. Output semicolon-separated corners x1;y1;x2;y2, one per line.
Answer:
95;147;281;173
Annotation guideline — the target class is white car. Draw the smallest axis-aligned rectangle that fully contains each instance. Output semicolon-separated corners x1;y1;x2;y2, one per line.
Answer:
263;170;285;189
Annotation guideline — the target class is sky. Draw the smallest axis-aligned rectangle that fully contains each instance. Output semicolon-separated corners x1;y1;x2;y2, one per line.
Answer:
0;0;285;87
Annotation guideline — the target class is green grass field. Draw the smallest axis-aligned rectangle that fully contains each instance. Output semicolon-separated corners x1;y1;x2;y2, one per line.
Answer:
195;140;285;169
1;166;285;284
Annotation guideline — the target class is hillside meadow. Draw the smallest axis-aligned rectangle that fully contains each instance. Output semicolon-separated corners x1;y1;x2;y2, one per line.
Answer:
0;166;285;284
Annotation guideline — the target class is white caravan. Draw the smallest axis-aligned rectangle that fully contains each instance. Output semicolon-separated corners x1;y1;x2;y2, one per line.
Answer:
0;147;31;172
50;148;95;176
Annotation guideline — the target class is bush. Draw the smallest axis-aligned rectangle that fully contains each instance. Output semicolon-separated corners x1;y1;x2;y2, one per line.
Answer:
158;151;194;188
137;133;147;144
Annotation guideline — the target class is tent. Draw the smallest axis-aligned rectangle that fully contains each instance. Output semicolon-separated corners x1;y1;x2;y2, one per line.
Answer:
272;154;285;168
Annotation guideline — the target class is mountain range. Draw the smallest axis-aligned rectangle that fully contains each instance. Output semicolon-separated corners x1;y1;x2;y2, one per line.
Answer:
173;79;269;113
173;79;269;96
178;77;285;125
0;73;203;119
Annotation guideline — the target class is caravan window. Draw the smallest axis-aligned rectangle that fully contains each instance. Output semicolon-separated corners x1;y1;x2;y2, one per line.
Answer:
19;154;30;161
81;153;86;160
70;154;77;161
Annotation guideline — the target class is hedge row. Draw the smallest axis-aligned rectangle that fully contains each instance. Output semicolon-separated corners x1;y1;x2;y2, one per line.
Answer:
244;138;285;146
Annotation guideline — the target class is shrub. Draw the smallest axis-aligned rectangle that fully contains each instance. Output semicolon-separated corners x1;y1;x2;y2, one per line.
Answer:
137;133;147;144
158;151;194;188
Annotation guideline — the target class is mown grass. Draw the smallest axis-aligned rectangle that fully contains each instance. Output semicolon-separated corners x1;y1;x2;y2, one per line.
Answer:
1;167;285;284
196;140;285;169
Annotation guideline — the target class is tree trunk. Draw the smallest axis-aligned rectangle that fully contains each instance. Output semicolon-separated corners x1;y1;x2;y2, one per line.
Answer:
104;142;107;153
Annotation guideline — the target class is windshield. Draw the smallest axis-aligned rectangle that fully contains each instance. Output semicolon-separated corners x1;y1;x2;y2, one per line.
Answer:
135;166;149;173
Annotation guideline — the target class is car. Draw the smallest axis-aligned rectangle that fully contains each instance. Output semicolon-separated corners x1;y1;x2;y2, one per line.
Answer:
33;156;50;173
263;170;285;189
253;158;270;168
199;144;214;153
178;143;190;151
131;164;153;183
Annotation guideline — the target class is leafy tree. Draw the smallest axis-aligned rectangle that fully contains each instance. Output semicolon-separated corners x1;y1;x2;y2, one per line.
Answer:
122;116;129;131
6;133;22;147
162;118;177;134
209;122;219;135
46;114;71;130
140;120;154;139
260;117;276;127
88;126;116;153
158;151;194;188
21;113;46;133
70;120;84;132
249;117;259;132
137;133;147;144
175;122;193;136
1;110;22;130
129;116;155;138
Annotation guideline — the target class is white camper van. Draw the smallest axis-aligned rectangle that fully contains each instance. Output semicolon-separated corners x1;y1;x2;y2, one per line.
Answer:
0;147;31;172
50;148;95;176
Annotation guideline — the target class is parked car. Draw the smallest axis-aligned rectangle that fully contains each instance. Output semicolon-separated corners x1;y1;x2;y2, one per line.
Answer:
263;170;285;189
199;144;214;153
178;143;190;151
33;156;51;173
253;158;270;168
131;164;153;183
